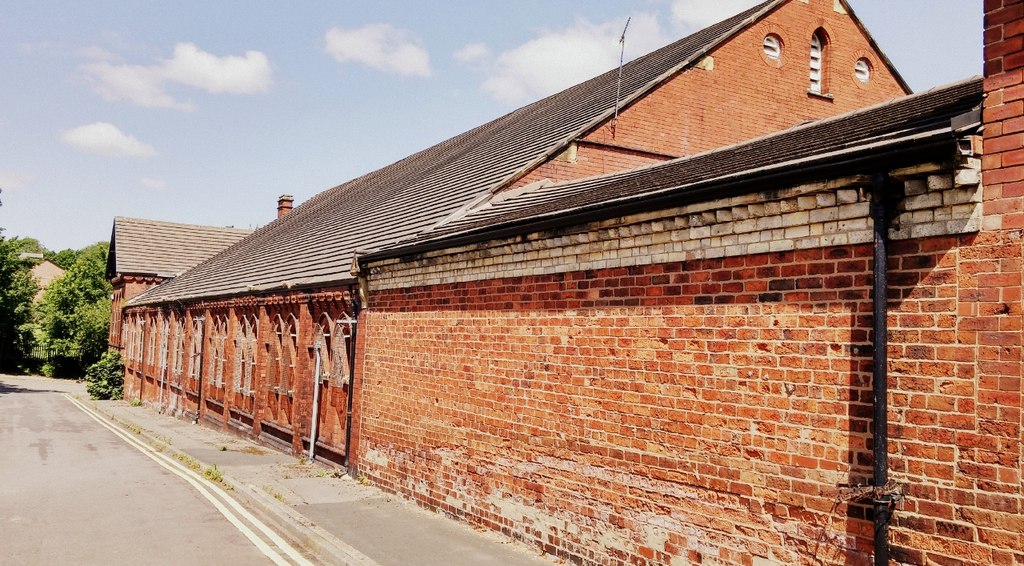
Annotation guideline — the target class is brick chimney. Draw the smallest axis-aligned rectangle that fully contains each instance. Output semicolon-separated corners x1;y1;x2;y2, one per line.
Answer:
277;194;294;218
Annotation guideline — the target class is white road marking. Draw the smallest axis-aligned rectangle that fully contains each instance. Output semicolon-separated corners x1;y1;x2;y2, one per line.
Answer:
65;394;314;566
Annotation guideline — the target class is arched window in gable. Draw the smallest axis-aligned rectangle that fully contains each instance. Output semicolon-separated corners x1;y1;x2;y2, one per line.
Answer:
809;28;830;95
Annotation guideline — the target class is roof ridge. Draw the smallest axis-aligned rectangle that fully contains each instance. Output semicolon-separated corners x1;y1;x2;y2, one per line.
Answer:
115;216;254;233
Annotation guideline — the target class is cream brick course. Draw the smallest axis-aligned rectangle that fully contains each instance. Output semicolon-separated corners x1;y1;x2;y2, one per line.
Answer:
368;168;981;290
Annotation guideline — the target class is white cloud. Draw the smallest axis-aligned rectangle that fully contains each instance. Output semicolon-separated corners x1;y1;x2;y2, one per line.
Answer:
140;177;167;190
324;24;431;77
454;43;491;65
82;61;191;110
60;122;157;159
162;43;272;94
80;42;273;111
472;14;667;106
0;169;35;192
669;0;760;31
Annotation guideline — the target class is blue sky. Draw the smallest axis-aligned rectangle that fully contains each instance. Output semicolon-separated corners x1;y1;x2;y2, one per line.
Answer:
0;1;983;251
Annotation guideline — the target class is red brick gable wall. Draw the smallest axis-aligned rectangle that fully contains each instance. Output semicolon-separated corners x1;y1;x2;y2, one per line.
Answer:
109;275;164;350
513;0;909;189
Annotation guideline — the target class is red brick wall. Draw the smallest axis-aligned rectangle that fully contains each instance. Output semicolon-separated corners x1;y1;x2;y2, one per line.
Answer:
513;0;908;189
355;243;911;564
122;289;358;464
357;216;1022;565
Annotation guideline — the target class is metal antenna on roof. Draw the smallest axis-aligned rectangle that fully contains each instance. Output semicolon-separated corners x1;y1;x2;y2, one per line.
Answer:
612;17;631;139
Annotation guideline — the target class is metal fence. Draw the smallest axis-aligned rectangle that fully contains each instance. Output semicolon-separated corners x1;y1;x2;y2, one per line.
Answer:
27;344;83;365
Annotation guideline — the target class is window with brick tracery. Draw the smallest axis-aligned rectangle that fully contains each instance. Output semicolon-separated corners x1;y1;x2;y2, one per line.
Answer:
210;316;227;388
171;318;185;383
331;317;352;387
233;315;257;394
188;317;203;381
312;314;332;384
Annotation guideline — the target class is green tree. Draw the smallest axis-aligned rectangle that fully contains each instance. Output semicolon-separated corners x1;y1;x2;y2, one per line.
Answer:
37;241;111;375
45;248;79;269
0;230;38;372
9;236;46;256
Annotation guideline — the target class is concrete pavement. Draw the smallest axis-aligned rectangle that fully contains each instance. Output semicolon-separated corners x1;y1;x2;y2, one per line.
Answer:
68;379;557;566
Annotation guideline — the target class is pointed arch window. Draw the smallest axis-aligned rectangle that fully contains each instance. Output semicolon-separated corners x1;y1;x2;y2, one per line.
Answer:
809;29;829;95
312;314;332;384
233;315;257;394
171;318;185;383
210;316;227;388
188;316;203;381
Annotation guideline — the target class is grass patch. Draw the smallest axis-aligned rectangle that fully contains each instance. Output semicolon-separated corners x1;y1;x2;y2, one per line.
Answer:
173;451;201;471
203;465;223;483
262;485;285;502
129;399;142;407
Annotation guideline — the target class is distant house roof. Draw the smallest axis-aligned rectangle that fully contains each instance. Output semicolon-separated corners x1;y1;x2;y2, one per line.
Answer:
106;217;253;280
361;77;983;261
128;0;906;306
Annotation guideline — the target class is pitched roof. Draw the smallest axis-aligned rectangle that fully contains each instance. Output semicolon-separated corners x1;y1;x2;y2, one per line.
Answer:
130;1;806;305
362;77;983;260
107;217;253;279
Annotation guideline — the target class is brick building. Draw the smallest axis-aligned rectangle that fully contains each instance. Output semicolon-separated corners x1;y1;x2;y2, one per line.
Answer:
112;0;1024;564
106;216;252;352
355;79;990;564
27;258;64;301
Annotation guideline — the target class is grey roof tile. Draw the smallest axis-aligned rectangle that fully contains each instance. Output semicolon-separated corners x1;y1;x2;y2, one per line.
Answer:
108;217;253;279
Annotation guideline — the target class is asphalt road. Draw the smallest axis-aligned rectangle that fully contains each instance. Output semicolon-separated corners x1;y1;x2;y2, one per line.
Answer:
0;374;301;566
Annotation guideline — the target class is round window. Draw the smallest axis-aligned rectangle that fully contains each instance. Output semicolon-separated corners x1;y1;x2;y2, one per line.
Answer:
855;58;872;84
763;34;782;61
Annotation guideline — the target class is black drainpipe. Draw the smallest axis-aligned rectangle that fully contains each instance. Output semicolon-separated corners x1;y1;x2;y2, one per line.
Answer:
870;173;891;565
342;294;362;474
